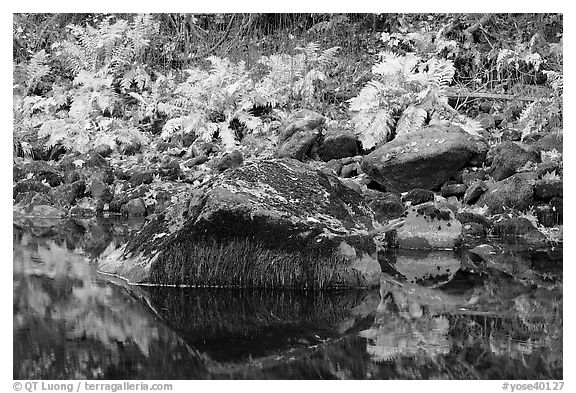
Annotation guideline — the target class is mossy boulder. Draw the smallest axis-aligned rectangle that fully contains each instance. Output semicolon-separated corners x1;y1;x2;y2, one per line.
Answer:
99;158;382;289
476;172;537;214
275;110;324;161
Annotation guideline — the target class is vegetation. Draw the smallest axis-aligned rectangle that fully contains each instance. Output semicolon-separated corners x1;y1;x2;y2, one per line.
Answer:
13;13;563;158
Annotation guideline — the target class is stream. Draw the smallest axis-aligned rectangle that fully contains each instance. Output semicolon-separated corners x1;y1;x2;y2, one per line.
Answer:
13;217;562;379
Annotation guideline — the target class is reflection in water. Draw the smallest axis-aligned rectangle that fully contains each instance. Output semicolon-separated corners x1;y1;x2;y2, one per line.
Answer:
13;219;562;379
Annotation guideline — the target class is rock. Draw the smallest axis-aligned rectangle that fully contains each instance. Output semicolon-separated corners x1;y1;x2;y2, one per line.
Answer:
59;152;109;172
65;171;81;183
550;197;563;224
463;181;488;204
476;172;536;214
215;150;243;172
340;162;361;178
529;132;563;153
182;156;208;168
130;171;154;186
461;222;486;238
50;180;85;206
13;192;65;218
182;132;197;148
191;141;219;157
487;141;540;181
534;179;562;201
89;179;113;204
479;101;493;113
318;130;359;161
500;128;523;142
441;183;467;198
159;160;182;180
401;188;435;206
13;179;51;200
536;162;562;178
276;110;324;161
13;161;63;186
362;125;488;193
120;198;147;217
493;217;548;245
323;159;344;176
99;158;382;289
535;205;558;227
461;168;487;186
365;190;405;223
455;211;493;231
385;202;462;250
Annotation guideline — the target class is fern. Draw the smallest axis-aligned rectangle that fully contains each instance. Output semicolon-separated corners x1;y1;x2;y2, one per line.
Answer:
350;49;480;148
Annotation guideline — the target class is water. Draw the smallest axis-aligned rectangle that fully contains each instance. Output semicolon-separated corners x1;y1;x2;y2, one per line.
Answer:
13;218;563;379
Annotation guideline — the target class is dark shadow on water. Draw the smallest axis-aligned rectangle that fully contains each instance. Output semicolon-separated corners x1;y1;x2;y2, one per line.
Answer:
13;219;563;379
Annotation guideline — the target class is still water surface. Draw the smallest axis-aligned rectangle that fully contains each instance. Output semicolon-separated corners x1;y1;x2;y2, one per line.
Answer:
13;218;562;379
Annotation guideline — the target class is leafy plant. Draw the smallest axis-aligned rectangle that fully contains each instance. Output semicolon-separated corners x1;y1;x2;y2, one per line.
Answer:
349;48;482;150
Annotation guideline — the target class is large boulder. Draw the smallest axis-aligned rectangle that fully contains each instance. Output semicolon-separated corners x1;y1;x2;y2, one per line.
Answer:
362;125;487;193
275;110;324;161
99;158;382;289
476;172;536;214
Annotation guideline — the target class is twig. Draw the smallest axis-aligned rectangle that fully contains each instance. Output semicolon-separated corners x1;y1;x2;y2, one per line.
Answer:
445;87;538;102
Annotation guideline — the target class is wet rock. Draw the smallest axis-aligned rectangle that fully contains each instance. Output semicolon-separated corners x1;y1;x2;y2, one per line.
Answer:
13;192;65;218
402;188;435;206
385;202;462;250
108;184;150;213
461;222;486;238
51;181;85;206
276;110;324;161
550;197;563;224
463;181;488;204
493;217;548;245
120;198;147;217
441;183;467;198
362;125;488;193
535;205;559;227
534;179;562;201
476;172;537;214
65;170;81;184
340;162;361;178
536;162;562;178
318;130;359;161
69;198;100;218
156;141;178;153
487;141;540;181
99;158;381;289
215;150;243;172
365;190;405;223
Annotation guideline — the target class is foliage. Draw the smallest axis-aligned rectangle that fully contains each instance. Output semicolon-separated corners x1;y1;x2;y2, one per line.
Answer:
349;47;481;150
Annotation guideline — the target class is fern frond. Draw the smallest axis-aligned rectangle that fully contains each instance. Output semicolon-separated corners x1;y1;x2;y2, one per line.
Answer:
396;105;428;136
352;109;392;150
